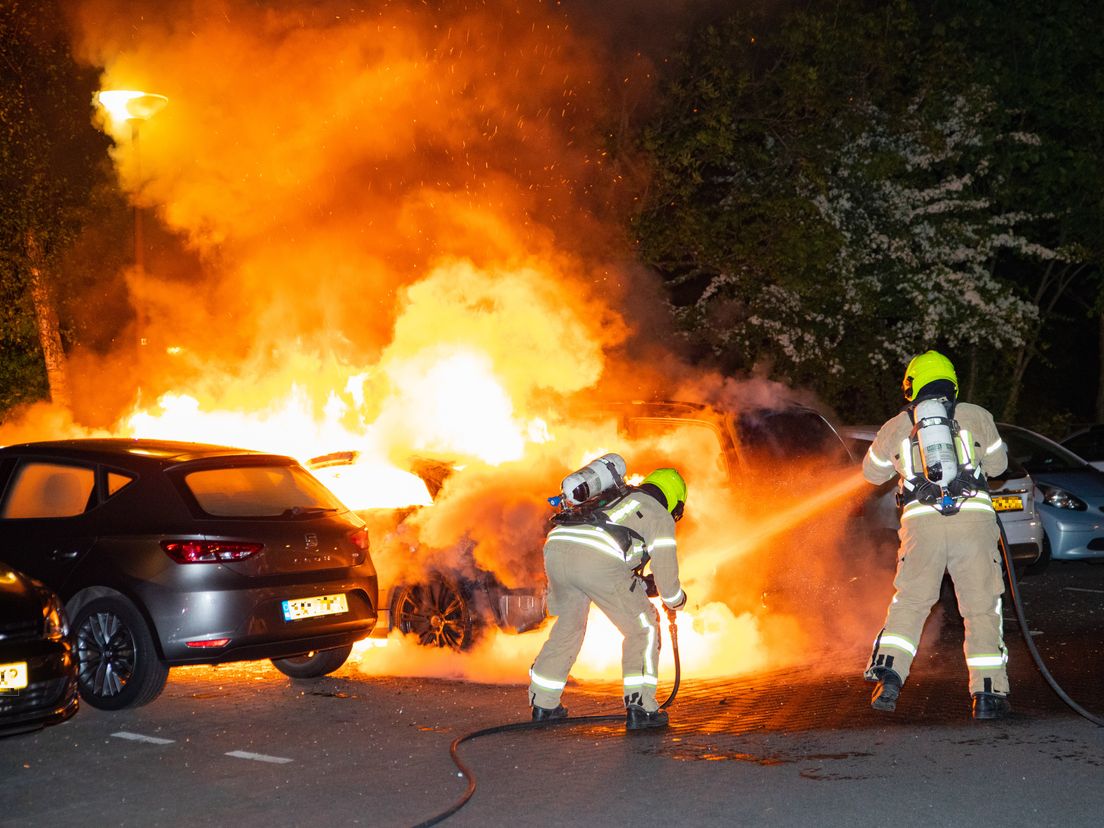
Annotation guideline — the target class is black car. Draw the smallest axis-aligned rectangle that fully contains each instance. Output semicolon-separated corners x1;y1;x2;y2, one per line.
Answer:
0;439;379;709
1;564;78;736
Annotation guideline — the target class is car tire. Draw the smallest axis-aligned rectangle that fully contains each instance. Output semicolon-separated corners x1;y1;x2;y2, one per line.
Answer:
73;596;168;710
271;645;353;679
393;578;480;651
1025;534;1052;576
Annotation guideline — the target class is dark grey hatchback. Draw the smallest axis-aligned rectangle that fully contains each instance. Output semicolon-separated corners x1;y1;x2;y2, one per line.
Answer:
0;439;378;709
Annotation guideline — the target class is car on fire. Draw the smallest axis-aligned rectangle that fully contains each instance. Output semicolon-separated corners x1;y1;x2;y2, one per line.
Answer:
311;399;856;651
0;439;378;709
0;564;79;736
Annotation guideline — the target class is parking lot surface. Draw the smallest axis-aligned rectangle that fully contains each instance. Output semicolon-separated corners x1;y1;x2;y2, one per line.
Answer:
3;563;1103;827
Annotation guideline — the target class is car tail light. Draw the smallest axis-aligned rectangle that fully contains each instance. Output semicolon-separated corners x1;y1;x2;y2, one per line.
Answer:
186;638;230;648
161;540;264;563
349;528;370;552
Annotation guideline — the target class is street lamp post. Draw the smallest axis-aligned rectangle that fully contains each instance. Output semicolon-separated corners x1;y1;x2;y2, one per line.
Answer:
95;90;168;351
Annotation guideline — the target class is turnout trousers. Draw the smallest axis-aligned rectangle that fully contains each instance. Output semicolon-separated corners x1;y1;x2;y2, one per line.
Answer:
528;539;661;711
865;513;1009;694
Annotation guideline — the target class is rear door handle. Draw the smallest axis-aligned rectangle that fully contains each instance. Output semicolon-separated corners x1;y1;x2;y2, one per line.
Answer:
50;548;82;561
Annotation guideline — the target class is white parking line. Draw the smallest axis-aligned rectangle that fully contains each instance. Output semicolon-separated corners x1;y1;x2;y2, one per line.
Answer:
1062;587;1104;594
111;731;175;745
225;750;293;764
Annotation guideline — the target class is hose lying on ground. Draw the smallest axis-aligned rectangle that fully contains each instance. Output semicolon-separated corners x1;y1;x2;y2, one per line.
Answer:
997;518;1104;727
410;608;681;828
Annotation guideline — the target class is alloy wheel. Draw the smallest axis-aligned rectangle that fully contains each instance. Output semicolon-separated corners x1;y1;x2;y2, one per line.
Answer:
76;610;136;699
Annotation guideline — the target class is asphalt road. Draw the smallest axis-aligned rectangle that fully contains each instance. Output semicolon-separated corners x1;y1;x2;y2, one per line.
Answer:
3;562;1104;828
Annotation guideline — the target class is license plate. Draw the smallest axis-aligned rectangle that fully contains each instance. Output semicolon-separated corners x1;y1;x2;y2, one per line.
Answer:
282;593;348;621
0;662;28;693
992;495;1024;512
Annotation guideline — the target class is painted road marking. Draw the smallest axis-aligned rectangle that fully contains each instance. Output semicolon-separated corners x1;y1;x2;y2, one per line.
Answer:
225;750;293;764
112;731;175;745
1062;587;1104;594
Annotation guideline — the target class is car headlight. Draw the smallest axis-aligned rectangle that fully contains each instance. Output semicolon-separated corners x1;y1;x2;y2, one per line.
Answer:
1038;485;1087;511
40;593;69;641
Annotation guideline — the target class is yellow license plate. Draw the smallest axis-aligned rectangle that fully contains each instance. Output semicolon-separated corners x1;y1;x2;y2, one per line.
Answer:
282;593;348;622
0;662;28;692
992;495;1024;512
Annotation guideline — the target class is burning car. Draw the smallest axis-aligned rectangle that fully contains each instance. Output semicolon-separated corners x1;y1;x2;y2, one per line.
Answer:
309;399;857;651
308;453;544;651
0;440;378;709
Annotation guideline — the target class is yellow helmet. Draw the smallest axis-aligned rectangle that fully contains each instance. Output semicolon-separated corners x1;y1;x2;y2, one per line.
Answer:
642;468;687;519
902;350;958;401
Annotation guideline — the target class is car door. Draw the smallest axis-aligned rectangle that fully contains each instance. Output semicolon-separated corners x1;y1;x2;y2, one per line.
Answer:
0;458;99;591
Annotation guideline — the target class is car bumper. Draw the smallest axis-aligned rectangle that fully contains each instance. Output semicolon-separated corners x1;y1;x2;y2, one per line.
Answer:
0;639;79;736
1040;508;1104;560
995;512;1043;567
142;574;379;665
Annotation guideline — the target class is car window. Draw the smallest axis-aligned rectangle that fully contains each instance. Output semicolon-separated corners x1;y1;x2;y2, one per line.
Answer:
737;409;849;464
107;471;136;496
1063;430;1104;461
0;462;96;519
183;464;345;517
621;417;731;488
1003;429;1087;474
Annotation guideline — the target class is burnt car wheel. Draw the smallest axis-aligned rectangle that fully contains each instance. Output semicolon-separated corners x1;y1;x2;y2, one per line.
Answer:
394;579;479;651
73;596;168;710
271;644;353;679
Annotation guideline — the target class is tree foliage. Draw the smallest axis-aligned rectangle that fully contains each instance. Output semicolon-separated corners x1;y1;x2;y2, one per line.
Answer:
633;0;1104;426
0;0;113;413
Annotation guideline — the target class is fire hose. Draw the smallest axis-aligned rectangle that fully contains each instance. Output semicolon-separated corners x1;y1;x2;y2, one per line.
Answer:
997;515;1104;727
409;509;1103;826
410;605;681;828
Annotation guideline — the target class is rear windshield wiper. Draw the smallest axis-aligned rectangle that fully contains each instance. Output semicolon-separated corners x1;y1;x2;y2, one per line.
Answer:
280;506;340;518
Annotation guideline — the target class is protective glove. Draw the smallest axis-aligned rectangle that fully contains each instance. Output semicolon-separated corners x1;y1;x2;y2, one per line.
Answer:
947;469;979;498
663;590;687;611
908;476;941;505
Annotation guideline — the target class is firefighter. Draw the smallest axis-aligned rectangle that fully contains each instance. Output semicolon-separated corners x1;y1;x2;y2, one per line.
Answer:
862;350;1011;720
528;468;688;730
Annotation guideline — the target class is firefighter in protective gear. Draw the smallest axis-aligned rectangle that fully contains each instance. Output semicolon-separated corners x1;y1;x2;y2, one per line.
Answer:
528;468;687;731
863;350;1012;720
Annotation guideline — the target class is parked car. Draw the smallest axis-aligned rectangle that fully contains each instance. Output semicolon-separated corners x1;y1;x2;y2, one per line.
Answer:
1060;424;1104;472
0;565;78;736
841;425;1045;572
0;439;379;709
1000;424;1104;566
314;399;857;651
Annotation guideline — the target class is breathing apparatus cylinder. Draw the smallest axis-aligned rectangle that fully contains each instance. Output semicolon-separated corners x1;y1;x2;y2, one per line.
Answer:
561;453;627;506
913;398;958;486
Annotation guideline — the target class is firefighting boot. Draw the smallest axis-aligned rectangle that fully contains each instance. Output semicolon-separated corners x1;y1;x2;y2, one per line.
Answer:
971;692;1011;720
626;704;669;731
870;668;903;712
532;704;568;722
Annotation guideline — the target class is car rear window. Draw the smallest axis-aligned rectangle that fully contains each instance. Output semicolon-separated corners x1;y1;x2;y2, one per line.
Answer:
1;462;96;519
183;464;345;517
1004;430;1087;474
737;409;849;463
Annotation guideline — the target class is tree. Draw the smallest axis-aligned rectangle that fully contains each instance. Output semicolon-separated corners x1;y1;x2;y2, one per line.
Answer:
809;89;1058;410
0;1;112;413
928;0;1104;425
632;1;1100;424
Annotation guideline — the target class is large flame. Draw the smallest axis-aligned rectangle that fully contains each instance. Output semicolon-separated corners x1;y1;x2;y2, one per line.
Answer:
0;1;895;690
